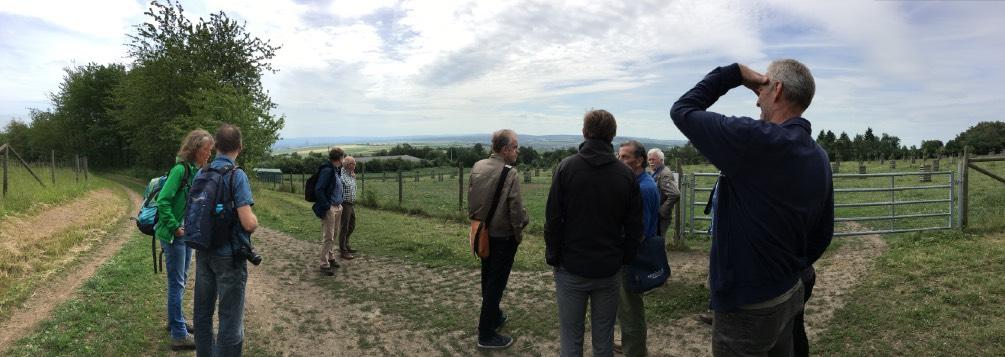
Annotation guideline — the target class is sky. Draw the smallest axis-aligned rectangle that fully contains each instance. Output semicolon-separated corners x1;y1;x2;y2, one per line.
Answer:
1;0;1003;147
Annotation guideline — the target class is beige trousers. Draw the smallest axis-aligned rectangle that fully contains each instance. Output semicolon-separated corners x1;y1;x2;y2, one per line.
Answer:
320;205;343;266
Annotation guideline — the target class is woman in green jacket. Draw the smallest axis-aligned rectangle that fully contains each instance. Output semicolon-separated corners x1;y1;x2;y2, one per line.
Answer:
156;129;214;350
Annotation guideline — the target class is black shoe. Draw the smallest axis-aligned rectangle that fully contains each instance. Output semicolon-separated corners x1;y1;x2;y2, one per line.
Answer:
495;312;508;330
166;323;195;334
320;265;335;276
477;334;514;349
696;312;713;325
328;259;340;268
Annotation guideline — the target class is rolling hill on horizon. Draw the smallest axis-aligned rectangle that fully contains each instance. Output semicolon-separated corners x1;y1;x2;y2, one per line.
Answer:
273;134;687;155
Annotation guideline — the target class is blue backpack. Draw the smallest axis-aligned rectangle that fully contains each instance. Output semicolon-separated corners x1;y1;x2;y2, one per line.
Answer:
183;165;240;251
135;164;191;236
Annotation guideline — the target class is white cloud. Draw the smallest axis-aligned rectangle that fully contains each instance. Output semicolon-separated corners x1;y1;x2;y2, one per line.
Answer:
2;0;1004;147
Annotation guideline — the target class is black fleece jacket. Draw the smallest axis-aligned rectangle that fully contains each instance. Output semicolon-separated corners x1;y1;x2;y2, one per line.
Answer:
544;139;643;278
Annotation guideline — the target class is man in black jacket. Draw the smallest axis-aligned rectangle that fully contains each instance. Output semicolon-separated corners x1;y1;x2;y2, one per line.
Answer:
545;109;643;357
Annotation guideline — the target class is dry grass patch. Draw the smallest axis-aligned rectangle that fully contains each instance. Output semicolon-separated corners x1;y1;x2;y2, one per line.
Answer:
0;188;127;322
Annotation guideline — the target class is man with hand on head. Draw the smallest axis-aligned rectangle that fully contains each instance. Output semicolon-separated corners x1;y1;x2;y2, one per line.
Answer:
670;60;834;356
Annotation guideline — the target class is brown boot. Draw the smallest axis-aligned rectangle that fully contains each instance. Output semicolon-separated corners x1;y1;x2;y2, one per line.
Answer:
340;252;355;260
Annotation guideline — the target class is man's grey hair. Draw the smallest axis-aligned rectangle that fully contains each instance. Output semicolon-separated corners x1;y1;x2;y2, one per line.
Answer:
491;129;516;153
767;59;815;111
647;148;664;162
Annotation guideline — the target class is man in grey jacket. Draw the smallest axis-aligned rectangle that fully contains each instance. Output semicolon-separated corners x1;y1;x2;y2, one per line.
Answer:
647;148;681;239
468;129;529;349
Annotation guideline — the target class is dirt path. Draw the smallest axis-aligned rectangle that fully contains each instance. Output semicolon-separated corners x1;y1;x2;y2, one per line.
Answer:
0;186;141;351
645;228;889;356
244;223;888;356
245;227;562;356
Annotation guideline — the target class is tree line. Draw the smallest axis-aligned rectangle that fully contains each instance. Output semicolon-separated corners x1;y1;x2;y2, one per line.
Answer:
815;122;1005;162
0;0;283;170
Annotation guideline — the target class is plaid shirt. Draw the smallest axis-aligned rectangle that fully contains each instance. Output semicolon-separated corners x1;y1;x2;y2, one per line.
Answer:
341;173;357;204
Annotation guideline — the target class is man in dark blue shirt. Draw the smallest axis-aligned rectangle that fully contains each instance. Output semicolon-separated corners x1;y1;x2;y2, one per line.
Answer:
616;140;663;357
670;60;834;356
313;147;346;276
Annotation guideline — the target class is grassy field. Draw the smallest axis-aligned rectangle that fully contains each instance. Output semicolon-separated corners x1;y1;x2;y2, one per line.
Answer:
0;164;104;218
262;158;965;237
812;158;1005;355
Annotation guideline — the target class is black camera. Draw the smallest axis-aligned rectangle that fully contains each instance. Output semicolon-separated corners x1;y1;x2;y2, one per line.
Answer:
237;242;263;266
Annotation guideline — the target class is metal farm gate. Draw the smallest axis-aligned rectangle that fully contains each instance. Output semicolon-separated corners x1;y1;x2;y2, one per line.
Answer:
680;170;956;238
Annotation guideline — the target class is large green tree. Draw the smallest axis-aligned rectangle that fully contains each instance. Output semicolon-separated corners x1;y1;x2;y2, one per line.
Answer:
115;0;283;169
47;63;128;167
945;121;1005;155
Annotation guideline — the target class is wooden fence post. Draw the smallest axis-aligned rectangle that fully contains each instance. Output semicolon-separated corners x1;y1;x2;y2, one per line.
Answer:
458;162;464;211
75;155;80;183
83;157;88;181
2;145;8;197
51;150;55;185
956;147;964;229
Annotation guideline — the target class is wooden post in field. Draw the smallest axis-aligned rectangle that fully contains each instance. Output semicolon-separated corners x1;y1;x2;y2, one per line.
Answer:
83;157;88;181
414;171;419;182
832;161;840;173
2;144;8;197
524;170;531;184
397;169;403;206
289;173;294;193
960;147;969;229
51;150;56;185
933;158;940;172
75;154;80;183
458;162;463;211
890;159;896;170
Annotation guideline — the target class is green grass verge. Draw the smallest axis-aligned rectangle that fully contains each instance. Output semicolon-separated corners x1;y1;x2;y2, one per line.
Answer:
253;187;552;271
813;230;1005;355
5;177;273;356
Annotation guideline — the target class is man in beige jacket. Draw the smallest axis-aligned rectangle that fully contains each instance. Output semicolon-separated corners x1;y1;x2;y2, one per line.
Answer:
468;129;529;349
647;148;681;239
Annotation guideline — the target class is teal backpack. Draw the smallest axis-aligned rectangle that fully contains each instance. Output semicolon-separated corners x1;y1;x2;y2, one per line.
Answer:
134;164;190;273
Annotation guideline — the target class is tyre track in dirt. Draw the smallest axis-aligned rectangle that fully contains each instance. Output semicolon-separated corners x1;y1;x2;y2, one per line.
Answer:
0;186;141;351
644;228;888;356
245;223;887;356
245;227;561;356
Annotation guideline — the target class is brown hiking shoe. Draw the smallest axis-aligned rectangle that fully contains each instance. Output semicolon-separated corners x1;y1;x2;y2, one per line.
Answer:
340;252;355;260
170;333;196;350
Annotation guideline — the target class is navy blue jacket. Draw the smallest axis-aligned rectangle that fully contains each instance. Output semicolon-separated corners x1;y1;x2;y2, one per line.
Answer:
312;161;344;219
670;63;834;311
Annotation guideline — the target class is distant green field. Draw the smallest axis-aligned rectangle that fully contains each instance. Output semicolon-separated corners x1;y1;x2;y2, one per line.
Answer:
274;142;467;156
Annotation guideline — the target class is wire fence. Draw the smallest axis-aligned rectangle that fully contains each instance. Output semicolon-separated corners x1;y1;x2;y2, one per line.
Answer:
0;144;95;217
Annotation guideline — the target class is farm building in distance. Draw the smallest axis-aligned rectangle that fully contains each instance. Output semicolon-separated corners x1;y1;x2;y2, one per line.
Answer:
252;168;283;183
